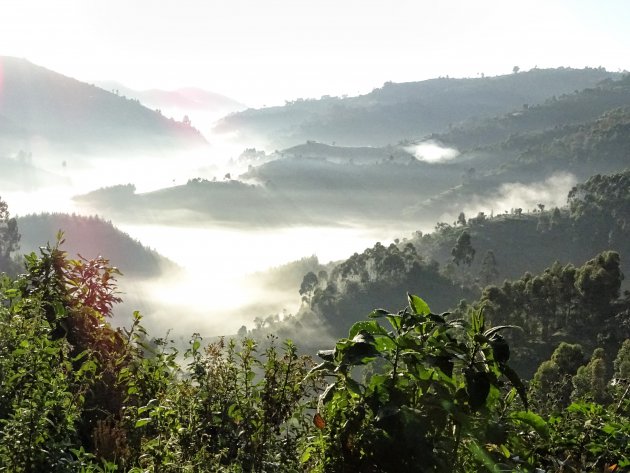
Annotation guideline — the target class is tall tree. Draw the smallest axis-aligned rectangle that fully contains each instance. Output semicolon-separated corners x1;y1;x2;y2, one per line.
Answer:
479;250;499;286
0;198;20;275
451;231;475;267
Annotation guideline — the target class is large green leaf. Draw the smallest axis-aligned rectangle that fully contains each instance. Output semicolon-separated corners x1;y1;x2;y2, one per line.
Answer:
499;364;528;410
510;410;549;439
317;349;335;362
341;341;380;365
348;320;389;339
368;308;391;318
407;293;431;316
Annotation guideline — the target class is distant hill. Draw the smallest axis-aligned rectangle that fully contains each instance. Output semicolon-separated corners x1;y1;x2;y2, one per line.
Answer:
431;74;630;150
214;67;619;148
73;155;468;227
76;99;630;230
265;169;630;359
0;155;70;191
408;106;630;221
94;81;245;117
17;213;177;278
280;141;414;164
0;57;207;153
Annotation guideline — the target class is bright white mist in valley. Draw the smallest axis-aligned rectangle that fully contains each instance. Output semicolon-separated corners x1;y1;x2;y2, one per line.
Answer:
117;223;410;337
4;139;427;338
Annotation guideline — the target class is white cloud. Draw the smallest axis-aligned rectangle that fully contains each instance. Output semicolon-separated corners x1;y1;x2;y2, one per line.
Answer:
449;172;578;220
405;141;460;163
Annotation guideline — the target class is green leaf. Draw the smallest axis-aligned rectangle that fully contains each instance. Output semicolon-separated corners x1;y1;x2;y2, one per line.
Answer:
471;308;485;334
341;342;380;365
499;364;528;410
386;314;403;332
407;293;431;316
308;361;336;375
317;349;335;362
467;439;500;472
352;330;376;344
319;382;337;406
348;320;389;339
375;336;397;352
300;447;313;463
368;308;390;318
134;418;152;428
499;444;510;458
3;288;19;299
510;411;549;439
483;325;522;338
466;371;490;410
345;377;363;396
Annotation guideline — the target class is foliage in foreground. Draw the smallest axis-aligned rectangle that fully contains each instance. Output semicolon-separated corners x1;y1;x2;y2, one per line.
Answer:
0;242;628;472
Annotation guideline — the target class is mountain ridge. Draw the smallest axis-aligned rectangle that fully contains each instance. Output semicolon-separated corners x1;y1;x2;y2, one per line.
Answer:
0;56;207;153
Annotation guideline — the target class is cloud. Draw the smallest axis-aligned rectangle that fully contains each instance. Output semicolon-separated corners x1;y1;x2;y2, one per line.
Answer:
451;172;578;219
405;140;460;163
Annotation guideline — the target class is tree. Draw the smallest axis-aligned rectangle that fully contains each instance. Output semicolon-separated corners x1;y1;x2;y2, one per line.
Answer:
0;197;20;275
299;271;319;307
451;231;475;267
531;343;585;411
513;65;520;74
457;212;467;226
572;348;609;403
479;250;499;286
614;339;630;380
574;251;622;323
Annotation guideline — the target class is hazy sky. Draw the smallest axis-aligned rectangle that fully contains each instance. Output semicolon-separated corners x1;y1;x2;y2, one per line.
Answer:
1;0;629;106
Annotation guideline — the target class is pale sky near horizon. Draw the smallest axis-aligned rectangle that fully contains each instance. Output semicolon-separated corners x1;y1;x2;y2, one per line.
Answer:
1;0;629;107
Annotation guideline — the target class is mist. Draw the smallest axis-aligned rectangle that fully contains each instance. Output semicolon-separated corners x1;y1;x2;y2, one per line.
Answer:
4;139;425;339
405;141;460;163
442;172;578;223
113;222;414;338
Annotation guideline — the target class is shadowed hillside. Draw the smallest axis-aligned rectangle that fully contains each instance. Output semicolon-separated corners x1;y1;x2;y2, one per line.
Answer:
17;213;177;278
0;57;207;153
215;67;618;148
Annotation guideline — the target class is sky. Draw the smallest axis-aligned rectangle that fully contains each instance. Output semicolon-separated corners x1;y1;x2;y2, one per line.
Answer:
1;0;629;106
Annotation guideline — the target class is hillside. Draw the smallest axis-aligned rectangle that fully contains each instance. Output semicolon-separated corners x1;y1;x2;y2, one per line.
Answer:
260;170;630;374
96;81;245;112
431;74;630;150
73;156;469;227
408;105;630;222
0;57;207;154
17;213;177;278
214;67;618;148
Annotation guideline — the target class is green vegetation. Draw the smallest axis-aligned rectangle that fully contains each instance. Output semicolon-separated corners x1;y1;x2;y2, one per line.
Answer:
2;184;629;471
0;197;20;275
0;243;627;471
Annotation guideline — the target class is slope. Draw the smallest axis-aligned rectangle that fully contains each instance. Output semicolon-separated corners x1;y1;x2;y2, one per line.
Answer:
0;57;207;153
214;67;618;148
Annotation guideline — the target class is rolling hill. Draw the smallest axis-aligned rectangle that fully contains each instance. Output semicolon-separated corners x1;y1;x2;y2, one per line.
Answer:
17;213;177;278
214;67;619;148
0;57;207;154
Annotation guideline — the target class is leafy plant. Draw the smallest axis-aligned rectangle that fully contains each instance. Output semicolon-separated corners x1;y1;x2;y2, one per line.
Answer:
307;293;536;472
